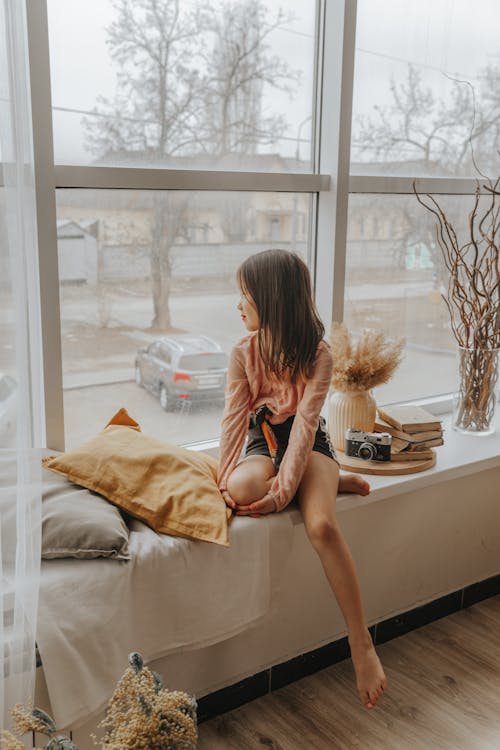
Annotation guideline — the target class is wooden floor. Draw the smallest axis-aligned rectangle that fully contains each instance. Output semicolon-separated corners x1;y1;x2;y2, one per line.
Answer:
197;594;500;750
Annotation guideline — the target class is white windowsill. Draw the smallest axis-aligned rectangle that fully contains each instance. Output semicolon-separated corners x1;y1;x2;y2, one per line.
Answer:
189;411;500;516
335;411;500;514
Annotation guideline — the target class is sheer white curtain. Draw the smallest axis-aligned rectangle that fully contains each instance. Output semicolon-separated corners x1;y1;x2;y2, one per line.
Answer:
0;0;44;731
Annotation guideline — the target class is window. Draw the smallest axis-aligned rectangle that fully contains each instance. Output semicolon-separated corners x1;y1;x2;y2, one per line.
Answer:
347;0;499;410
8;1;496;449
351;0;500;177
57;189;313;448
47;0;317;172
344;194;469;403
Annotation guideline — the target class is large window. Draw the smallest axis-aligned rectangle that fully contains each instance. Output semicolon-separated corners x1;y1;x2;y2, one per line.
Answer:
48;0;317;172
3;1;497;449
57;188;312;448
42;0;322;449
351;0;500;177
347;0;499;408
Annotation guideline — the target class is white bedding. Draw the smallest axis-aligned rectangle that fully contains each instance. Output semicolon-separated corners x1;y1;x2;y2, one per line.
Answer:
36;511;294;730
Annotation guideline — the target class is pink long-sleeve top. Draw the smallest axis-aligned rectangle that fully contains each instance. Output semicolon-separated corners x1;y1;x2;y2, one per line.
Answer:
217;332;334;511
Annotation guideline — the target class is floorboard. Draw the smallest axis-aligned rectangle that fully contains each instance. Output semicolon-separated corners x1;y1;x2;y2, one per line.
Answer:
197;594;500;749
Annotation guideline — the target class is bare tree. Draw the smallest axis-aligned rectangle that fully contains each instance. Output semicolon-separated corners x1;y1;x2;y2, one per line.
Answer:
84;0;205;161
354;63;500;176
84;0;297;330
352;63;499;286
200;0;298;158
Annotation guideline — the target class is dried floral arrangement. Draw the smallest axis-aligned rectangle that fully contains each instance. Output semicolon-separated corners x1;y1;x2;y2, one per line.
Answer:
0;653;197;750
329;323;405;392
413;177;499;351
413;172;499;431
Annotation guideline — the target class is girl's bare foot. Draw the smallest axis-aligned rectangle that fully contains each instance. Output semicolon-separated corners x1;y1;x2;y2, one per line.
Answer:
348;632;387;709
338;472;370;496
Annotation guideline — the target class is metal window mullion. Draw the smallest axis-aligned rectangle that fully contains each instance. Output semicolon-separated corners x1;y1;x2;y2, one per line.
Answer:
349;174;483;195
315;0;357;329
26;0;65;451
53;165;329;192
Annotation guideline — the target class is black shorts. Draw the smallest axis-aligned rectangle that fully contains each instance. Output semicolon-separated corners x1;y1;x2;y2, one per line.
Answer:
245;413;339;470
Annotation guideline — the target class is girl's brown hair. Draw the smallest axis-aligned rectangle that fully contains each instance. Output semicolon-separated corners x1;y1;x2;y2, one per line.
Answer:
237;249;325;383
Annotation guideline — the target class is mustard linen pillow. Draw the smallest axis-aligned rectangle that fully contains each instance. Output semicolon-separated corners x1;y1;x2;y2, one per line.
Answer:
42;408;231;547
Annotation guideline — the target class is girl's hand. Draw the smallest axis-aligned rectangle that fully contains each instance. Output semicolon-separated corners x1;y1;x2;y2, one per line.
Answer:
235;493;278;517
221;490;237;510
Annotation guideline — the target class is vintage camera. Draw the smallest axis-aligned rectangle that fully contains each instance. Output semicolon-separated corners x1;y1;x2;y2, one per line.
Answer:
345;428;391;461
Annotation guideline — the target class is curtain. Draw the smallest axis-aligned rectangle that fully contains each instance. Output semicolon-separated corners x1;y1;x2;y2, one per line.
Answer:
0;0;43;731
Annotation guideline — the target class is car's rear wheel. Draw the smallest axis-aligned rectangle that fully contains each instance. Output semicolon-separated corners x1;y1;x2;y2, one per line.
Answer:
135;364;143;386
159;384;171;412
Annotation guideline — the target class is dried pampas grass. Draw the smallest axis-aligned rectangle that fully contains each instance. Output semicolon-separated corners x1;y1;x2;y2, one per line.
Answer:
330;323;405;392
0;653;197;750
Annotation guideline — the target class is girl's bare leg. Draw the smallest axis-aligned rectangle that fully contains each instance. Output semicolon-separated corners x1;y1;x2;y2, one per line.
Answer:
227;455;275;504
227;452;386;708
296;452;387;710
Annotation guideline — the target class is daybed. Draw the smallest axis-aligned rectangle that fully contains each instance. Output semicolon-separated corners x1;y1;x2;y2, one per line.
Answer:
32;417;500;749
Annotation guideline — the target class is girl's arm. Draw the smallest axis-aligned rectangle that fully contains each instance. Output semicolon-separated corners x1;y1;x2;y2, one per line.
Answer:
217;345;251;497
269;342;333;511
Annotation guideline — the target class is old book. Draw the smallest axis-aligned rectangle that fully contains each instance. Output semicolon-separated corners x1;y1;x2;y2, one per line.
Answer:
394;437;444;451
407;436;443;449
391;447;435;461
377;405;442;433
389;436;410;453
374;418;442;443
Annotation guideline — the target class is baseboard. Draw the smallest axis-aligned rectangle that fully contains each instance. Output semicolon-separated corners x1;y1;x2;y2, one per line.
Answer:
196;573;500;723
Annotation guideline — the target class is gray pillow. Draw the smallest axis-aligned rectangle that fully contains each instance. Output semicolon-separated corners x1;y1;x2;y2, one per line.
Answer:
42;466;130;560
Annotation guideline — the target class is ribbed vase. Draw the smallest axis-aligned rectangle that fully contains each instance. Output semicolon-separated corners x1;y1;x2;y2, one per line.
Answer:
327;389;377;452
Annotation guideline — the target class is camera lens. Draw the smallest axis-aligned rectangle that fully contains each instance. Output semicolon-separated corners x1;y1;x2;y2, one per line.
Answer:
358;442;375;461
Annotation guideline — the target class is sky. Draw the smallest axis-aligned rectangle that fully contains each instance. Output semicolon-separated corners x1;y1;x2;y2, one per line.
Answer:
46;0;500;165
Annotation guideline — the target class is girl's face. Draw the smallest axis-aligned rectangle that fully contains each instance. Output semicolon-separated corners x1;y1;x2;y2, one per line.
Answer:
237;289;259;331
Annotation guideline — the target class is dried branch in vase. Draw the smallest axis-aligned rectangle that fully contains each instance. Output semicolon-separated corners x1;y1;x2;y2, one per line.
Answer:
414;171;499;433
329;323;405;392
413;176;499;351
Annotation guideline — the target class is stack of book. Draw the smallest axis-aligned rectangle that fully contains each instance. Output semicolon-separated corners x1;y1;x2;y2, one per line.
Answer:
374;405;444;462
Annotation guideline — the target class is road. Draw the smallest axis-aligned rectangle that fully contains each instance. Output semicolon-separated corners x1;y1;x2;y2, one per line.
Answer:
57;281;458;447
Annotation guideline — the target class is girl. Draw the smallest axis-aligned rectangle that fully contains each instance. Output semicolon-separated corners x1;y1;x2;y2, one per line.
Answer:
217;249;387;710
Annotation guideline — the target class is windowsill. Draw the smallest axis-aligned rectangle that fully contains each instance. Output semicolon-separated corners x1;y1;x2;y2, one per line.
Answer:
334;411;500;514
188;411;499;517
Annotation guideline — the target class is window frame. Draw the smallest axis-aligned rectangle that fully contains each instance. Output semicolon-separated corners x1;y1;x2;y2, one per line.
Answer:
1;0;492;449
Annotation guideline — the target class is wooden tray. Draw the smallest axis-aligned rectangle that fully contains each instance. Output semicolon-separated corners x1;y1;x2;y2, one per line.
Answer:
337;449;436;475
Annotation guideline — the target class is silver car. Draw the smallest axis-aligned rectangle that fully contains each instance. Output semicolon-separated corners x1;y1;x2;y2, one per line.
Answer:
135;334;228;411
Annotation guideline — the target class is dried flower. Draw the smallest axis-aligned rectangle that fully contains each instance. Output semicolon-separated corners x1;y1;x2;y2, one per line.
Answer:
329;323;405;392
0;731;26;750
1;654;197;750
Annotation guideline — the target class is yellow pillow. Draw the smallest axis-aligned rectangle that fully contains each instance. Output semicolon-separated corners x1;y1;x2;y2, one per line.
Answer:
42;408;231;547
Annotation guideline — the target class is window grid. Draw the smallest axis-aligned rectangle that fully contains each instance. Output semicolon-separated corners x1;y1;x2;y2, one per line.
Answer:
19;0;488;448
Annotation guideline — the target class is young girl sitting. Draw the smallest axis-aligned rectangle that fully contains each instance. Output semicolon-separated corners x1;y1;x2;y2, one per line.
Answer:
217;249;387;710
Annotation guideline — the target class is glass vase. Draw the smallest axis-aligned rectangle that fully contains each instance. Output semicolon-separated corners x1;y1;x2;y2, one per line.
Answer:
452;347;499;436
327;389;376;452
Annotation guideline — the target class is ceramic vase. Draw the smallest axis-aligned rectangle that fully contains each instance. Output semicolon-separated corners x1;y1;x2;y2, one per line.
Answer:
327;389;376;452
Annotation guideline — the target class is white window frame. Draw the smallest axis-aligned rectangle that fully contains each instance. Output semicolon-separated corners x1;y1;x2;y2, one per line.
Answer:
1;0;490;449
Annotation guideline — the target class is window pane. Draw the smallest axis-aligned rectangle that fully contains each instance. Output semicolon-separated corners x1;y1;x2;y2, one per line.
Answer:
351;0;500;177
48;0;317;172
344;193;480;403
57;189;313;449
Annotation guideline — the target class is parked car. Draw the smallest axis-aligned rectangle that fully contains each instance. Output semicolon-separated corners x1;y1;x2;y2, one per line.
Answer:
0;373;17;446
135;334;228;411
